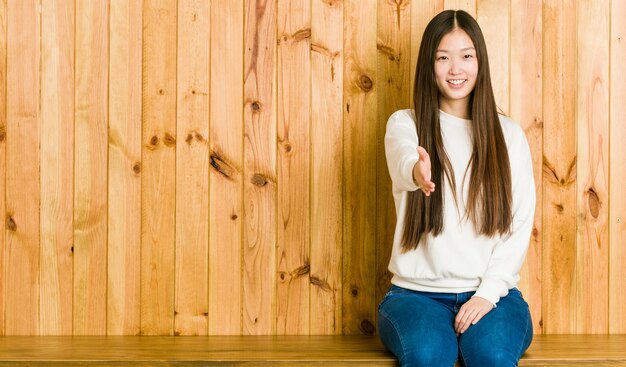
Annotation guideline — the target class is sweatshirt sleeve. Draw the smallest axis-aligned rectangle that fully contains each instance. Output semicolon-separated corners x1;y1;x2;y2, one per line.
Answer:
384;110;421;192
473;125;536;306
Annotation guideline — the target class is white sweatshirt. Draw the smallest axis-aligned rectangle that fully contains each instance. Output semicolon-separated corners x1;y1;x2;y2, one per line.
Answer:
384;109;536;306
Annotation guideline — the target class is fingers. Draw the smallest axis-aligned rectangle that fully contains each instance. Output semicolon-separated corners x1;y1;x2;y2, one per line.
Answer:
420;182;435;196
454;308;482;335
454;298;494;335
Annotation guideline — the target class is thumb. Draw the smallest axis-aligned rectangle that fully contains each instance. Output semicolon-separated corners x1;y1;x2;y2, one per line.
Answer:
417;146;430;162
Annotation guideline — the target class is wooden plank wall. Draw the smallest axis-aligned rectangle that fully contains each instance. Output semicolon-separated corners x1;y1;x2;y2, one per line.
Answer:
0;0;625;336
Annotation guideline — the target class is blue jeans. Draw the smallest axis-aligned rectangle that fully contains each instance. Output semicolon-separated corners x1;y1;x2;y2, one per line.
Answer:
378;285;532;367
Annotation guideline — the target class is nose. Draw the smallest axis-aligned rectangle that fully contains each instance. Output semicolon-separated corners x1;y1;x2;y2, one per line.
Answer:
449;58;461;75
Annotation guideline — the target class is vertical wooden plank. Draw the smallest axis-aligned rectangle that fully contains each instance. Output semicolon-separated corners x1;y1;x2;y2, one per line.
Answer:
542;0;577;334
510;0;542;334
41;0;74;336
0;0;7;337
310;0;343;335
276;0;310;336
175;0;210;336
376;0;411;322
477;0;509;115
576;0;609;334
141;0;177;336
609;0;626;334
343;0;377;336
74;0;109;335
5;0;40;336
243;0;277;335
444;0;476;18
208;0;243;336
410;0;443;100
108;0;142;336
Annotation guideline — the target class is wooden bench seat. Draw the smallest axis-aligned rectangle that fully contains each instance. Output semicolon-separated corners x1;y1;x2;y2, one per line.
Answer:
0;335;624;366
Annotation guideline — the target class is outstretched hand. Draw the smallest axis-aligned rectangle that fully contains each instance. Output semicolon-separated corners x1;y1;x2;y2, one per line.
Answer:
413;146;435;196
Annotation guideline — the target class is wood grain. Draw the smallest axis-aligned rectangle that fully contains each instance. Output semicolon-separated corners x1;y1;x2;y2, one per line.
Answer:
174;0;210;336
477;0;509;115
108;0;142;336
141;0;177;335
276;0;311;336
609;0;626;334
74;0;109;335
243;0;278;335
343;0;377;336
575;0;609;334
542;0;577;334
5;0;41;335
40;0;74;336
0;0;8;337
376;0;411;320
208;0;243;336
0;335;624;365
310;0;343;335
409;0;443;100
510;0;543;334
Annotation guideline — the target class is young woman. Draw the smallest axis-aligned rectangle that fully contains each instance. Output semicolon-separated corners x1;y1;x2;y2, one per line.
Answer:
378;9;535;367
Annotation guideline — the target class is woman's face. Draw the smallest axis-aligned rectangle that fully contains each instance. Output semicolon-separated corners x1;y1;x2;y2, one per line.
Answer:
434;28;478;115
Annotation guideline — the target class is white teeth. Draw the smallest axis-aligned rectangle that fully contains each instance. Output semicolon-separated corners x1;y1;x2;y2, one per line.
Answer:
449;79;465;85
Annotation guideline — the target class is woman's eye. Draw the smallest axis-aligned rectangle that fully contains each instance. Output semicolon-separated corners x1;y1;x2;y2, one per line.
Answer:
464;54;474;59
437;56;447;61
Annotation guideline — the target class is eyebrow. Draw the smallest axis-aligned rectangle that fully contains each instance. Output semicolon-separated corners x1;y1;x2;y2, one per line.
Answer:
436;47;475;52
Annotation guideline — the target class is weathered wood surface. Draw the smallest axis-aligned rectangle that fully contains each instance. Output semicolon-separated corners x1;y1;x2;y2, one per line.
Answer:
0;335;625;366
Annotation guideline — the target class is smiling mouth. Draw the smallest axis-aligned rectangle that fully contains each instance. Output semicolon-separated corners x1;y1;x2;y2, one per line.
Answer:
447;79;466;86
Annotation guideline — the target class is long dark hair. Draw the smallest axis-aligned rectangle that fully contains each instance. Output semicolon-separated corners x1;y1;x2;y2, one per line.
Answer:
402;9;512;251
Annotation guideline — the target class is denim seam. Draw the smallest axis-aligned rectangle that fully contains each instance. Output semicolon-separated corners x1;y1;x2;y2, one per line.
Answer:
458;340;468;367
515;308;531;361
379;308;409;365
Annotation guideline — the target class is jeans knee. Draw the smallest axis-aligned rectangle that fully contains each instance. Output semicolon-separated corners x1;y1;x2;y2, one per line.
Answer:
460;347;517;367
401;350;456;367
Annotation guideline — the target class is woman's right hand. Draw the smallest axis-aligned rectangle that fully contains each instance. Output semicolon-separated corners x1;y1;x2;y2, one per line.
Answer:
413;146;435;196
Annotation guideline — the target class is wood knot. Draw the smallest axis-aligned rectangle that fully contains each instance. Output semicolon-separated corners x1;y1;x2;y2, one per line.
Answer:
132;162;141;174
231;214;238;220
532;227;538;238
284;143;292;153
148;135;159;150
358;74;373;92
291;263;310;278
587;187;600;218
210;152;235;179
163;133;176;147
554;203;564;213
360;319;375;335
251;173;269;187
310;276;333;293
158;89;165;95
251;101;261;112
279;272;287;281
186;131;206;145
0;127;5;142
351;287;358;297
6;216;17;231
